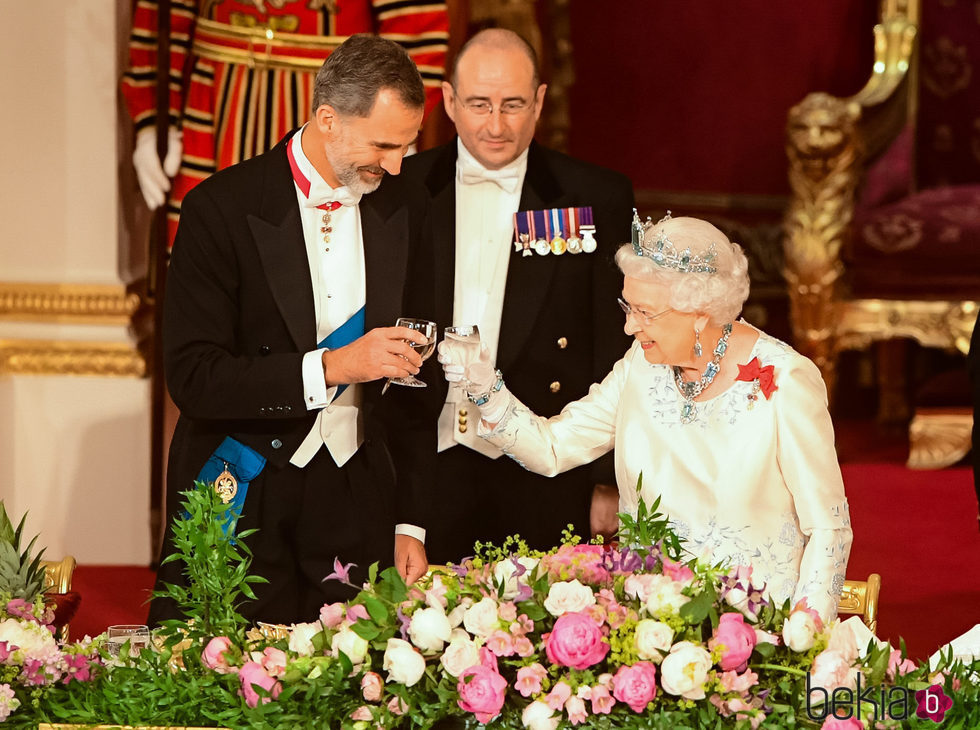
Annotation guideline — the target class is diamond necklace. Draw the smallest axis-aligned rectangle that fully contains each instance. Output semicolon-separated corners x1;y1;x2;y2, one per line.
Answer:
672;323;733;424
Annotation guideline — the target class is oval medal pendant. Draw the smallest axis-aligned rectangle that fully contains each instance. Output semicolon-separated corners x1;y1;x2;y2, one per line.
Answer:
550;236;567;255
214;464;238;504
581;229;597;253
566;236;582;254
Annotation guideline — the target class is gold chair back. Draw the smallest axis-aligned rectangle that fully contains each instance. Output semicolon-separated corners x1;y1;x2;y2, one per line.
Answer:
41;556;77;642
838;572;881;635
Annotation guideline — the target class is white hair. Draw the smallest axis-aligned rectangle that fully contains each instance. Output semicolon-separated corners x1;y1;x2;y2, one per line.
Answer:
614;216;750;326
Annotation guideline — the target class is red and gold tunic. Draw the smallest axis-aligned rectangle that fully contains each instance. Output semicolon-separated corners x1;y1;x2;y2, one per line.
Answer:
121;0;449;245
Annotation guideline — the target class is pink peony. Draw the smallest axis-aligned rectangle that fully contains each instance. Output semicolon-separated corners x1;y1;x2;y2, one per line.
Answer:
319;602;345;628
457;665;508;724
202;636;236;674
361;671;383;702
612;662;658;713
545;612;610;669
590;685;615;715
238;660;282;708
515;663;547;697
259;647;287;678
709;613;757;671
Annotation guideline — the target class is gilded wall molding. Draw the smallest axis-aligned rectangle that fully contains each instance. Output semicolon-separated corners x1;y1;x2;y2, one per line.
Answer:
836;299;978;355
0;282;142;325
0;339;146;377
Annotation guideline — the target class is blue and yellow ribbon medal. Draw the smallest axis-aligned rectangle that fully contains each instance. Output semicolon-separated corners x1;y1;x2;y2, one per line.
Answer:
549;208;567;255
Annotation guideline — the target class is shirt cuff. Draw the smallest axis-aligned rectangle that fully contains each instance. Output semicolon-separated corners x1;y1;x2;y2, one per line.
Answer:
302;348;337;409
395;523;426;544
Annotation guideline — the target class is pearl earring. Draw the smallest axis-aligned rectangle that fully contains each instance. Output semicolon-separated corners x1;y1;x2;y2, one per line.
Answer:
693;328;702;358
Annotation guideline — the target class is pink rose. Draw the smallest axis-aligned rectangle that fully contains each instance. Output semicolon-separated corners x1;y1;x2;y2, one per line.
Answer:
545;612;610;669
387;695;408;715
347;604;370;623
612;662;658;713
709;613;757;671
259;647;287;678
590;685;615;714
361;671;383;702
887;649;917;680
820;717;863;729
457;665;508;724
238;661;282;708
515;663;547;697
661;555;695;582
202;636;236;674
350;706;373;721
319;602;345;628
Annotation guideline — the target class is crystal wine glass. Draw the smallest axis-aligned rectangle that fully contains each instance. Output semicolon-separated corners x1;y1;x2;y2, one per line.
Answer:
106;624;151;658
443;325;482;398
383;317;437;392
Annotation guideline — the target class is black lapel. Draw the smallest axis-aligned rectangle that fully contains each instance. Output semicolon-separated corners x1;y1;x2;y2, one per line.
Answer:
361;189;409;332
497;142;568;371
424;143;459;331
249;135;316;351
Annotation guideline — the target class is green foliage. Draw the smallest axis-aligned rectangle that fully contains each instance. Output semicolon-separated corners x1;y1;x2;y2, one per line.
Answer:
0;500;46;600
615;476;684;561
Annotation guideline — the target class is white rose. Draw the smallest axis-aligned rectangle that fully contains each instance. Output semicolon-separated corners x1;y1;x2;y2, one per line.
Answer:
493;556;539;600
543;579;596;617
439;633;481;678
782;610;819;652
521;699;560;730
660;641;712;700
331;626;369;665
448;604;468;628
643;575;690;617
634;619;674;663
287;621;322;657
463;597;500;638
382;638;426;687
408;605;452;653
0;618;59;659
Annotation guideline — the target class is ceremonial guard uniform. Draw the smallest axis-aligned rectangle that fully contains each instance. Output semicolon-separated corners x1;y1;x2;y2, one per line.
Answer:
121;0;449;244
403;139;634;561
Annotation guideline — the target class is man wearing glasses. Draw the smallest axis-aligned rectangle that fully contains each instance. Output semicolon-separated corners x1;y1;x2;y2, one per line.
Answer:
402;28;634;562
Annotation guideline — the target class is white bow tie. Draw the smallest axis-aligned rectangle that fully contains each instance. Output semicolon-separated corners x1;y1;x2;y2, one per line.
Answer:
305;181;361;209
458;161;521;194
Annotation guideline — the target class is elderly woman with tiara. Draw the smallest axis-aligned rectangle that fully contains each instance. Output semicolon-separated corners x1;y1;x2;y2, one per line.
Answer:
438;213;852;620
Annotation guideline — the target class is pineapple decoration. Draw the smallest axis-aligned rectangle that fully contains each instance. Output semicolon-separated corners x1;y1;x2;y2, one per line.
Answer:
0;500;46;601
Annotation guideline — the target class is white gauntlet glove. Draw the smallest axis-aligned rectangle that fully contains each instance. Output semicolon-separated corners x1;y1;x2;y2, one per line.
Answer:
437;340;508;423
133;127;182;210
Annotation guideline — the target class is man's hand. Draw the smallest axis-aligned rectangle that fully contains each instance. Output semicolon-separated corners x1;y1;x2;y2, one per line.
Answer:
322;326;427;386
394;534;427;586
590;483;620;541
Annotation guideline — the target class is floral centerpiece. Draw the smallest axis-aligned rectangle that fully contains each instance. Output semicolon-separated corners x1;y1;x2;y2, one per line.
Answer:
5;487;980;729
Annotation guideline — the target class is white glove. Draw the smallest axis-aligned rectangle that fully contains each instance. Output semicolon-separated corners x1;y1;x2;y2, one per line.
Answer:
132;127;182;210
437;338;485;387
463;360;509;424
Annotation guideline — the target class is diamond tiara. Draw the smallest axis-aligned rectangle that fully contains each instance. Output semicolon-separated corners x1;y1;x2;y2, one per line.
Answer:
630;209;718;274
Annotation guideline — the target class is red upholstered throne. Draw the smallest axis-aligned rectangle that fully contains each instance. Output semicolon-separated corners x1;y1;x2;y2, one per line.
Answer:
783;0;980;468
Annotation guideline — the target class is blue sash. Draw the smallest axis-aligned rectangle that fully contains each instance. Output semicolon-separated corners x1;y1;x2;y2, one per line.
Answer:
320;305;365;401
195;306;365;534
196;436;267;536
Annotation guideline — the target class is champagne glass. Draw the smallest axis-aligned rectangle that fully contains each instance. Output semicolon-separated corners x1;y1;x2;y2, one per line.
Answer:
383;317;437;392
106;624;150;658
443;325;482;399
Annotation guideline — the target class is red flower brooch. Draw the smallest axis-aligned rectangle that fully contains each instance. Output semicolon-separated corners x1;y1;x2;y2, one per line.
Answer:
735;357;778;406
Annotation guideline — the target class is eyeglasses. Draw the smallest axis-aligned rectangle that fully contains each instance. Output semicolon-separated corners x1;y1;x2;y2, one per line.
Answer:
455;97;533;116
617;297;672;324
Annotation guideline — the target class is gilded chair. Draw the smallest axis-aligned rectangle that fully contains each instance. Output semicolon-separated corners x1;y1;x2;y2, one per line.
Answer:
783;0;980;467
838;572;882;635
41;555;77;642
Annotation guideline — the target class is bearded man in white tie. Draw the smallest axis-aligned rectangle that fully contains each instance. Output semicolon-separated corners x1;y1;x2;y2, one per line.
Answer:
151;35;435;626
401;29;635;562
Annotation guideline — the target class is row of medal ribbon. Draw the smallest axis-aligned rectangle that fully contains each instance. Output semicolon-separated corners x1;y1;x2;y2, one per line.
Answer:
512;207;598;257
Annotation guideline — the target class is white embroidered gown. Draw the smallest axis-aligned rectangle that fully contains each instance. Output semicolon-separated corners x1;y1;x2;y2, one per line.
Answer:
481;327;852;620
